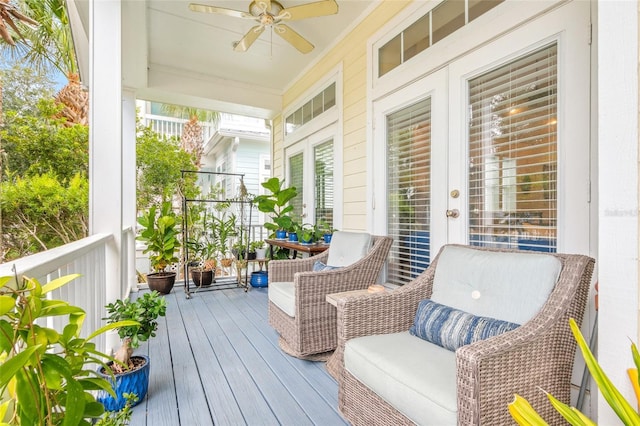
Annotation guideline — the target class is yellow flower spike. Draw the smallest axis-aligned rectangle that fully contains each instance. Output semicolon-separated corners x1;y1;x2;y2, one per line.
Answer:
627;368;640;412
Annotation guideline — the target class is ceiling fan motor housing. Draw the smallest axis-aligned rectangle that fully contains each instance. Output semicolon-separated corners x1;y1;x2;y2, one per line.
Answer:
249;0;284;22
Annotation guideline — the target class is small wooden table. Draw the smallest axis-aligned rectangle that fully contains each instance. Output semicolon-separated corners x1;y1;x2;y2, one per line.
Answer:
265;239;329;259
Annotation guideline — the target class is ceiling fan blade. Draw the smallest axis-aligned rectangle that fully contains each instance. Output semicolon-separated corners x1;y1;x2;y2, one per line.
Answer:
234;25;266;52
189;3;253;19
274;24;314;54
277;0;338;21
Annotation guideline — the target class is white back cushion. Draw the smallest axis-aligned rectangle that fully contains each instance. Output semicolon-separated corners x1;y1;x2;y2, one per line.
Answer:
326;231;372;267
431;245;562;325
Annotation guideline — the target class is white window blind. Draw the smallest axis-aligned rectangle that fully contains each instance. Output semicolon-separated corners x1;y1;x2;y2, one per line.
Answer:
468;43;557;252
314;140;334;228
386;98;431;285
289;153;304;220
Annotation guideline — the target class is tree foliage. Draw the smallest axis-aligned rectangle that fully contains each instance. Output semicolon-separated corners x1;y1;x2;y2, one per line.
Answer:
0;60;55;116
136;123;199;212
1;172;88;259
0;64;88;261
2;98;87;180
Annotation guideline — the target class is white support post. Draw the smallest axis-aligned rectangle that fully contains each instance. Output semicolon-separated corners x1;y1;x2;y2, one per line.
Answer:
597;1;639;424
88;0;123;353
123;89;138;293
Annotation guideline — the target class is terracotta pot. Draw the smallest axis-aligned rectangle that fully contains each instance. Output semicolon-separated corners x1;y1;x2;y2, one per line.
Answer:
146;272;176;294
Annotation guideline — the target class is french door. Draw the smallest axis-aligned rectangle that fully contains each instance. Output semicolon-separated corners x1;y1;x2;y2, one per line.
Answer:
373;1;590;285
285;125;338;229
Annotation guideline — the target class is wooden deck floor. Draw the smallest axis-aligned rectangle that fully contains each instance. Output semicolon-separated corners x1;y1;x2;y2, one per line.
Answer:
129;284;347;426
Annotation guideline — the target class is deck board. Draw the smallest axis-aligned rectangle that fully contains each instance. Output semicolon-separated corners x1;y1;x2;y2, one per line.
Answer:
128;284;346;426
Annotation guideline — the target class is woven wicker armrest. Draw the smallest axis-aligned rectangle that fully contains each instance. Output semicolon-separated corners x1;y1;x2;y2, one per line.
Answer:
269;250;330;282
455;254;595;425
337;281;430;340
327;277;432;380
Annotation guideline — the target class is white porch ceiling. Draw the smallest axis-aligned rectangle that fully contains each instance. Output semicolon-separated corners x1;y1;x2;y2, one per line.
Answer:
69;0;375;119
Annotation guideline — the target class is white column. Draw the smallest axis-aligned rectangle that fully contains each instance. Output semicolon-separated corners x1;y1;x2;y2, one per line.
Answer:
123;89;138;293
88;0;123;315
597;1;639;424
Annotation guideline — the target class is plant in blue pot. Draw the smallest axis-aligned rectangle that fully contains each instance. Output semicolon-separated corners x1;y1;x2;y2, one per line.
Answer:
97;291;167;411
253;177;298;240
300;223;315;244
317;219;337;244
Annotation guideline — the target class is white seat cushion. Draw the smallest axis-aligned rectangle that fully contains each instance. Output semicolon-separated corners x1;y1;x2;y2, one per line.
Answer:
326;231;372;267
431;245;562;324
345;331;457;425
268;281;295;317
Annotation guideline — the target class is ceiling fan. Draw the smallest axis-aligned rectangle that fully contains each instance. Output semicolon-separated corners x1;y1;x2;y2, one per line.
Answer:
189;0;338;54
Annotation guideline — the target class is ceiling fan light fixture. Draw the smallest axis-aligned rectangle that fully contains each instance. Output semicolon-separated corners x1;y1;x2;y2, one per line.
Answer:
190;0;339;53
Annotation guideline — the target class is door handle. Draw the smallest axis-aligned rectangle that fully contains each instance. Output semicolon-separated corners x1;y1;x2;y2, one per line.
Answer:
446;209;459;218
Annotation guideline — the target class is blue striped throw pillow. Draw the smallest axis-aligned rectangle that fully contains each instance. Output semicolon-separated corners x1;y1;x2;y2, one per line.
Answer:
409;299;520;351
312;261;342;272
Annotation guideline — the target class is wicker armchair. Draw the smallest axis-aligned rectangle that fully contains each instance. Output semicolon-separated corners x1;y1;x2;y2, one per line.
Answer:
268;233;393;358
330;244;595;425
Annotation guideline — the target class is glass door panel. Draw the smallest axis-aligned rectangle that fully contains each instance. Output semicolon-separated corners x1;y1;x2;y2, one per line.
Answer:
386;99;432;284
468;43;558;252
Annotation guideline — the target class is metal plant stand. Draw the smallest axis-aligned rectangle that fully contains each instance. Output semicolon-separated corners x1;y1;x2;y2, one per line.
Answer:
181;170;253;299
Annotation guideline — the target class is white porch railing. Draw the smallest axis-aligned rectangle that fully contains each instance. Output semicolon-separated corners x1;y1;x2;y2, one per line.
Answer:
140;113;216;141
0;233;115;355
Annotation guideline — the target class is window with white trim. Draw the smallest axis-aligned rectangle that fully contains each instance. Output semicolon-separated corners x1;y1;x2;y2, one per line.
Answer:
314;140;334;229
285;83;336;135
468;43;558;252
386;98;431;285
378;0;504;77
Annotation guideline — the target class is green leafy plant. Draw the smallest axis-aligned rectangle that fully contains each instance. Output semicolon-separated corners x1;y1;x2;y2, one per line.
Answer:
509;318;640;425
250;240;265;251
0;274;138;425
103;291;167;374
95;393;138;426
136;201;180;273
212;212;237;260
300;223;315;244
317;219;337;236
253;177;298;235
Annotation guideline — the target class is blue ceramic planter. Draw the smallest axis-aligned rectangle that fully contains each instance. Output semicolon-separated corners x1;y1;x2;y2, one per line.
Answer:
323;234;333;244
275;230;287;239
288;232;298;242
250;271;268;287
97;355;150;411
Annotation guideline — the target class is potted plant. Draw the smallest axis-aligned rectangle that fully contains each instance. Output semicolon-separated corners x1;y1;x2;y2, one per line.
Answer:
253;177;298;239
137;202;180;294
288;219;300;242
97;291;168;411
300;223;315;244
212;212;236;269
187;238;216;286
0;274;138;424
251;240;267;259
317;219;337;243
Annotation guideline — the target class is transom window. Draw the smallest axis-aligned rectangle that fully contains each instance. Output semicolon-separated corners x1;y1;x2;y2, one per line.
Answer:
379;0;504;77
285;83;336;135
